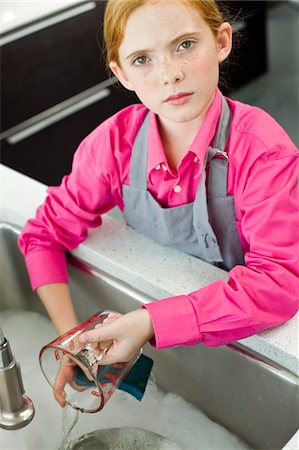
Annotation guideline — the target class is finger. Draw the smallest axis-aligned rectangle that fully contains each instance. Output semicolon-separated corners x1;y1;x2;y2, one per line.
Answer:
93;325;113;351
53;371;68;407
95;343;138;366
53;386;67;407
94;349;120;366
54;366;69;391
97;339;113;352
103;312;122;324
78;323;115;345
53;357;77;406
96;351;132;366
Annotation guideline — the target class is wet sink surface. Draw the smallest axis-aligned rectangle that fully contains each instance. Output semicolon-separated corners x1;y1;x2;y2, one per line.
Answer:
0;222;298;449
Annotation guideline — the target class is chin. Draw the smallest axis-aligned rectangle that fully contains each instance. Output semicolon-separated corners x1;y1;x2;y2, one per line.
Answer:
165;108;204;124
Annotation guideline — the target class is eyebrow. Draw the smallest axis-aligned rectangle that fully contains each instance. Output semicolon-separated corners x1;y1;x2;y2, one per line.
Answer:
124;31;200;60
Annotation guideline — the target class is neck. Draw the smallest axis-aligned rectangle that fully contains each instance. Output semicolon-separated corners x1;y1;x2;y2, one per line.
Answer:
157;94;215;169
157;115;204;170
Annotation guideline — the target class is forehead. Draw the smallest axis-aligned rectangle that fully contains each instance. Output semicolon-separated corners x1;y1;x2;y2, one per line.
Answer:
119;1;207;55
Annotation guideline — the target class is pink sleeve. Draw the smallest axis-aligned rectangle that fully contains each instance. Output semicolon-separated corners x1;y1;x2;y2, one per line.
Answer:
144;152;299;348
18;140;121;290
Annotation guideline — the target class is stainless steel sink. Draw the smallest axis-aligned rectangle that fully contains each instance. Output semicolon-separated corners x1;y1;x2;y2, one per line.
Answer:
0;222;298;449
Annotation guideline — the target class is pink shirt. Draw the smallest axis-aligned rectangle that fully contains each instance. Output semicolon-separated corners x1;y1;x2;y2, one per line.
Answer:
19;89;299;348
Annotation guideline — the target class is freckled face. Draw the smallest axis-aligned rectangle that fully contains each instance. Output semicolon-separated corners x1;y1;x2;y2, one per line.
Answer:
110;1;231;128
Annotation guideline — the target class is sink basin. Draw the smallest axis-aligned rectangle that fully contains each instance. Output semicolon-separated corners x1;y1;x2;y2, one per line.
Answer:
0;222;298;449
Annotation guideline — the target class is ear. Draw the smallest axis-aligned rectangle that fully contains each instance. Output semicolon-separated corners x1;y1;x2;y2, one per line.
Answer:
216;22;232;63
109;61;134;91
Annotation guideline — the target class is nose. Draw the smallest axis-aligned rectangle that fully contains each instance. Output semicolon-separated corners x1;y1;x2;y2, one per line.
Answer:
158;58;184;85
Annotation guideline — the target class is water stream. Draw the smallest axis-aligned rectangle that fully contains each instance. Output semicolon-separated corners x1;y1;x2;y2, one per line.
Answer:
60;407;79;450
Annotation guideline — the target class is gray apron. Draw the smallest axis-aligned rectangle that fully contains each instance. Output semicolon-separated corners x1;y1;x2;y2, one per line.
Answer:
123;94;245;271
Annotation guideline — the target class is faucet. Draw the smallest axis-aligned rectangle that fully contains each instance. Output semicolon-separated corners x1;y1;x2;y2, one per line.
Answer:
0;325;35;430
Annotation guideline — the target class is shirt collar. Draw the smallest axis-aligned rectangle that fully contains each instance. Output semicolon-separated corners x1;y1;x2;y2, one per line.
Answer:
147;88;222;173
188;88;222;163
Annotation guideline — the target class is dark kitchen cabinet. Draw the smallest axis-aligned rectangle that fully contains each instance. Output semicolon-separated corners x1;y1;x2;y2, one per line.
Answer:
0;1;138;185
1;2;108;131
219;1;268;95
1;86;138;186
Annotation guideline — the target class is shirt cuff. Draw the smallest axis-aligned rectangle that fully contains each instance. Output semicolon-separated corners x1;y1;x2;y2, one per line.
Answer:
143;295;203;348
25;250;68;291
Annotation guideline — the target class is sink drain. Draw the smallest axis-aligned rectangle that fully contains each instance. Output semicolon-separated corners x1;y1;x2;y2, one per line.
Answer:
66;426;181;449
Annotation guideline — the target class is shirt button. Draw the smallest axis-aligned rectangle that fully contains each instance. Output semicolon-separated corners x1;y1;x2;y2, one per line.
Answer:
173;184;182;193
194;156;199;163
155;164;161;170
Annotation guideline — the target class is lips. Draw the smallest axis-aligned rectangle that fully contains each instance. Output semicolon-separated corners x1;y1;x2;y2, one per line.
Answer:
164;92;193;105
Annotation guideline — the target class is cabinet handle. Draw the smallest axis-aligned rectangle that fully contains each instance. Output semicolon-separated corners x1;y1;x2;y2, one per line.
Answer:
0;2;97;46
1;78;117;145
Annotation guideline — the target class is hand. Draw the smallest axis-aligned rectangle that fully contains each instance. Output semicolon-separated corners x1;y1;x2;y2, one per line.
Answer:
52;312;124;407
53;354;92;407
78;308;154;365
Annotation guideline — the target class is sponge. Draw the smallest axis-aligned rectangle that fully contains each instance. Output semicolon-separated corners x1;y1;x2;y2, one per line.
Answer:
74;354;153;401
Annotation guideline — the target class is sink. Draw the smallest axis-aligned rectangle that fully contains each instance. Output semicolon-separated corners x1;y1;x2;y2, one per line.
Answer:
0;222;298;449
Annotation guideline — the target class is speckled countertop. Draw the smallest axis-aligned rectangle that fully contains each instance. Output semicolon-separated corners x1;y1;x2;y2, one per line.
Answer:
1;164;298;447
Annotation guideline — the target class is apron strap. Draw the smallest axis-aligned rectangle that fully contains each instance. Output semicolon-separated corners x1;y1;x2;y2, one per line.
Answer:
207;94;232;198
128;112;150;190
212;93;231;150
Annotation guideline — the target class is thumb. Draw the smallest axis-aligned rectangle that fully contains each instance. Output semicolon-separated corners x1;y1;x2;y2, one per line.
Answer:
78;323;114;345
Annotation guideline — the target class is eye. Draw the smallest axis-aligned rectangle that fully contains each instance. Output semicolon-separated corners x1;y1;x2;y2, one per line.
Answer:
178;40;193;51
132;55;148;65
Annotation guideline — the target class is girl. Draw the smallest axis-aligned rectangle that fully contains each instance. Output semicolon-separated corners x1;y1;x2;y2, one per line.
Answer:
19;0;298;406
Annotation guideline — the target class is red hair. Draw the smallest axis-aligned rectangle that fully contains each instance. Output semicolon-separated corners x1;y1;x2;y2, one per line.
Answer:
103;0;225;66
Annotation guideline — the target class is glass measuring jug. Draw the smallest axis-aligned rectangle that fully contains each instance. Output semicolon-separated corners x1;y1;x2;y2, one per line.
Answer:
39;311;140;413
